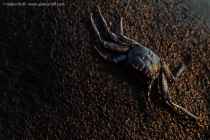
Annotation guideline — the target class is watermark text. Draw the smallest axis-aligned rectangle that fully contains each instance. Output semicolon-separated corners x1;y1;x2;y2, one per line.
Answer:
2;2;65;7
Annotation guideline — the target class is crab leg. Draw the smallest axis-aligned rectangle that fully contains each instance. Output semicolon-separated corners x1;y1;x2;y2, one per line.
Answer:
97;5;127;45
147;78;155;115
90;13;129;52
162;72;199;120
93;46;127;63
119;17;140;45
162;72;171;100
166;101;199;120
161;60;185;82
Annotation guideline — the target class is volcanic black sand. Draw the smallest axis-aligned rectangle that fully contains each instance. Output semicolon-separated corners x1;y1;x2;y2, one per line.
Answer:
1;0;210;139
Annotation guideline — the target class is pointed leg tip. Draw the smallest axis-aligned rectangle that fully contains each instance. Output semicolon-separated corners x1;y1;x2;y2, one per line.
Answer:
196;117;202;121
180;60;185;67
93;45;99;51
132;41;140;46
96;4;100;9
178;59;185;65
93;45;97;49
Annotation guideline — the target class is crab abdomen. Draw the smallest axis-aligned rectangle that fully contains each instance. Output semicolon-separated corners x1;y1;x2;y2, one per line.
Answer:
128;45;161;79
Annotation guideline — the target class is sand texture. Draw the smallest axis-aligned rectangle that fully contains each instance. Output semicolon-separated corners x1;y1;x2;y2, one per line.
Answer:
1;0;210;139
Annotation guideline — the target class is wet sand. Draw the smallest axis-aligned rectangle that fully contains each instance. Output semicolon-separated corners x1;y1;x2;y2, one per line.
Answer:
1;0;210;139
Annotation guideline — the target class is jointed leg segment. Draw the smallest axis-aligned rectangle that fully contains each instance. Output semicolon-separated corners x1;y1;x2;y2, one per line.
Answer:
161;60;185;82
90;13;129;52
119;17;140;45
91;5;140;54
93;46;127;63
147;79;155;115
96;5;127;45
166;100;199;120
161;70;199;120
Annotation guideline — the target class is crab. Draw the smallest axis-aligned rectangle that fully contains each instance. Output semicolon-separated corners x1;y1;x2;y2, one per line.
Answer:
90;5;199;120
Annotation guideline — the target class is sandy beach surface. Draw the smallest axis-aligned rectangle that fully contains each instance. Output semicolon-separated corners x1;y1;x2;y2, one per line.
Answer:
1;0;210;139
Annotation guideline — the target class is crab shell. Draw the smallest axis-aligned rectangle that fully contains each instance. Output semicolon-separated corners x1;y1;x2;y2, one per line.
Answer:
128;45;161;79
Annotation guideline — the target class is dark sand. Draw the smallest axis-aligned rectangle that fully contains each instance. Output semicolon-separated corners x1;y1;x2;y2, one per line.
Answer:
1;0;210;139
